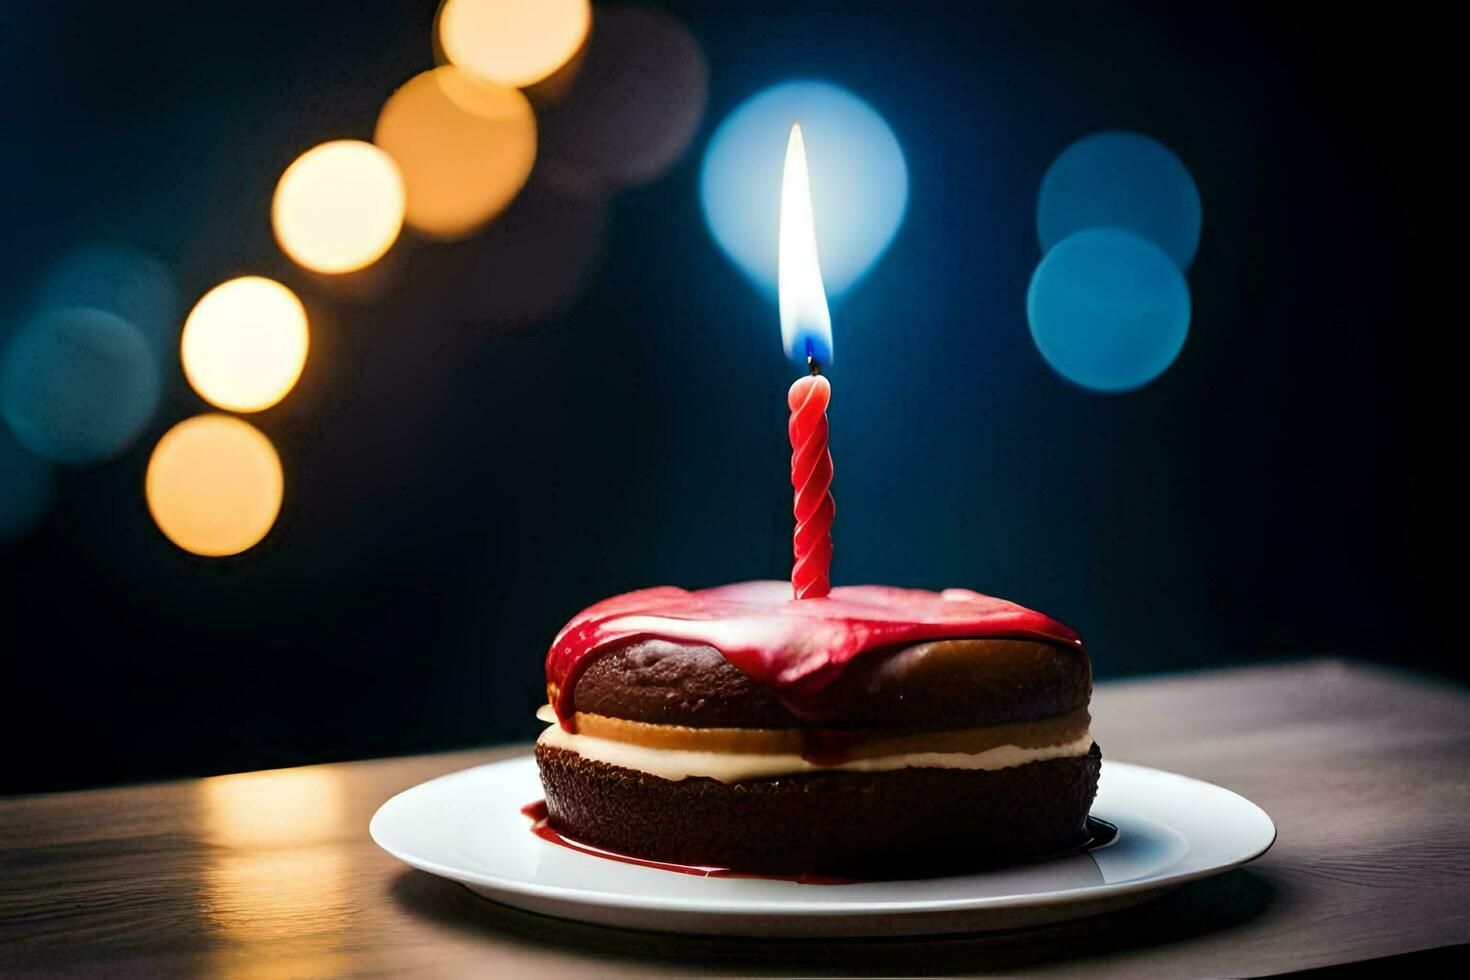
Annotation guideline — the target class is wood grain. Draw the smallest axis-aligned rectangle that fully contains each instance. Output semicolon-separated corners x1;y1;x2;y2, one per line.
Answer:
2;659;1467;976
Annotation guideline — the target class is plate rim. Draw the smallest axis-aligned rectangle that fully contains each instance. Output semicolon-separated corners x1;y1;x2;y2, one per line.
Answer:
370;755;1277;917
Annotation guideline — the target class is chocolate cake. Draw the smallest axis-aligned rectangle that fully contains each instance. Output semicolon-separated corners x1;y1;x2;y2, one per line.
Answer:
535;581;1100;876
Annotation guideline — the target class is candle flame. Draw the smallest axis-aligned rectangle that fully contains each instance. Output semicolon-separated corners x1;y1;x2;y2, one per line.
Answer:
779;124;832;366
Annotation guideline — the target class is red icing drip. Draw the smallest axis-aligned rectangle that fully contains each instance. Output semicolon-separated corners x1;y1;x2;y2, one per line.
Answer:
546;580;1082;724
788;375;834;599
521;800;852;885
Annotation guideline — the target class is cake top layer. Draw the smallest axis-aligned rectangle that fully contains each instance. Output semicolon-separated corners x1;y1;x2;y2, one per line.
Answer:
546;581;1082;724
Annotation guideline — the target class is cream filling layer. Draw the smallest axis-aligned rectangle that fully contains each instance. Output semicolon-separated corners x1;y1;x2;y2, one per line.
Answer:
536;712;1094;783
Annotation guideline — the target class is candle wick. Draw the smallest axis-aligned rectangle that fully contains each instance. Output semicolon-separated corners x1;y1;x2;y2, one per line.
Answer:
806;354;822;377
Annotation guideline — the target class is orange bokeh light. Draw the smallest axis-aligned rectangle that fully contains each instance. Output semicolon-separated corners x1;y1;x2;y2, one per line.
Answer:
374;67;536;240
146;415;284;557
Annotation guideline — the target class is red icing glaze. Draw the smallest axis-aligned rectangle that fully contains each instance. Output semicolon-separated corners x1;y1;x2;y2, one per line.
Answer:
546;580;1083;725
520;800;852;884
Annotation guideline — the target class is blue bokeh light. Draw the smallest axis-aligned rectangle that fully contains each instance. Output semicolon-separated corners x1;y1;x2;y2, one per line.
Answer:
1038;131;1201;270
1;307;162;466
0;424;55;541
35;241;178;350
700;80;907;298
1027;228;1191;392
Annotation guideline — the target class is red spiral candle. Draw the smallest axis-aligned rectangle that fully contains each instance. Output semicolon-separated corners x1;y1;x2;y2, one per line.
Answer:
788;372;834;599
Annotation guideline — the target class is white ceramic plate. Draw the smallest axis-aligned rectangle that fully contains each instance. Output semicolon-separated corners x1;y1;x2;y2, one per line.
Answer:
371;756;1274;937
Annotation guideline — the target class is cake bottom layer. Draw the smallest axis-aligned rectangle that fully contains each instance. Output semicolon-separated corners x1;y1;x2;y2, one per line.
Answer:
534;743;1102;876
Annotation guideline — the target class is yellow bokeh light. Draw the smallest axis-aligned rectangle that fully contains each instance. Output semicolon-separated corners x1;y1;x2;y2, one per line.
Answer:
374;66;536;240
182;276;309;412
146;415;284;557
272;140;405;274
437;0;590;88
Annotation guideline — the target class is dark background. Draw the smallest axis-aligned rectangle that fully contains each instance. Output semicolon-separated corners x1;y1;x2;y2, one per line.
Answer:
2;2;1463;793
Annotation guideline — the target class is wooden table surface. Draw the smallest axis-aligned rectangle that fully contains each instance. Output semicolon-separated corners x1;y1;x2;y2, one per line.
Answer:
3;659;1467;977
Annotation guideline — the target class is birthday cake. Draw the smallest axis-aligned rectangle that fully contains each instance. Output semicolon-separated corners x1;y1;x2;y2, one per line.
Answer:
534;580;1100;876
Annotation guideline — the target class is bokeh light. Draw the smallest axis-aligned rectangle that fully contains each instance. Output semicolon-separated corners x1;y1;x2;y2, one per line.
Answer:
272;140;405;274
181;277;309;413
538;6;707;193
700;80;907;297
146;414;284;557
1;307;161;465
437;0;590;89
34;241;178;350
1037;131;1202;270
374;66;536;240
0;425;55;541
1027;228;1191;393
